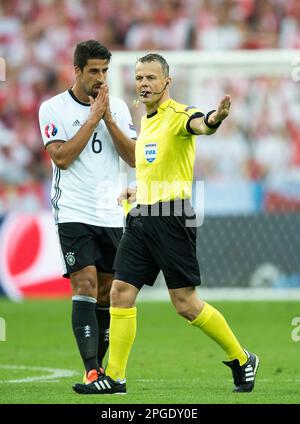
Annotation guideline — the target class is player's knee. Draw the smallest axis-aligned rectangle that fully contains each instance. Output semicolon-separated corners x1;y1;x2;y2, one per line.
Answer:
71;272;97;298
73;281;96;298
97;285;111;305
97;273;113;305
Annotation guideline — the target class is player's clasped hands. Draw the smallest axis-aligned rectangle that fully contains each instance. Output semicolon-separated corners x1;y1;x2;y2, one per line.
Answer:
89;84;109;124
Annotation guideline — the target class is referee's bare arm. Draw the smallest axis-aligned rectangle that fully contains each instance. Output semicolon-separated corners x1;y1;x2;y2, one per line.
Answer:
189;95;231;136
46;85;108;170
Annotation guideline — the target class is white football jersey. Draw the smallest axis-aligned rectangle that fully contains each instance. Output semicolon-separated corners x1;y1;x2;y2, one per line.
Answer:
39;90;136;227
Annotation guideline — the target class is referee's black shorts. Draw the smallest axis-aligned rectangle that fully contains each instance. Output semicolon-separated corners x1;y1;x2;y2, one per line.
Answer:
113;200;201;290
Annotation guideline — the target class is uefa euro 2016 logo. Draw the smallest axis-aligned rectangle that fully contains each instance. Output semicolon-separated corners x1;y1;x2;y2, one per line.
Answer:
0;317;6;341
45;123;58;138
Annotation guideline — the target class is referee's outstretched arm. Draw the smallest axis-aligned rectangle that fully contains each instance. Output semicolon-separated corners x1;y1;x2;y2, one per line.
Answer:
189;95;231;136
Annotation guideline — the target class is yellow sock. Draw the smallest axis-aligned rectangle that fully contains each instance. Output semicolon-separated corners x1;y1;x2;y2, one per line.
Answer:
190;303;247;365
105;306;136;381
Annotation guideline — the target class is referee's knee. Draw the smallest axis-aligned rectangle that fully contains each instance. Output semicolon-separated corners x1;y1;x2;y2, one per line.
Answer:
173;299;204;321
175;306;194;321
110;279;137;308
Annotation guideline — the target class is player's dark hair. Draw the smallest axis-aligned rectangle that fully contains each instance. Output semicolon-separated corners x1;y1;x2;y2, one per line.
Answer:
137;53;169;77
74;40;112;70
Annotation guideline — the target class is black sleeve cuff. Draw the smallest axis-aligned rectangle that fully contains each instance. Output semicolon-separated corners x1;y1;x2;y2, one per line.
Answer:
204;110;222;129
186;112;204;135
44;139;65;148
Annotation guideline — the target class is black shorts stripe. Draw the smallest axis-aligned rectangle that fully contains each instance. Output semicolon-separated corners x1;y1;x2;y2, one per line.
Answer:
52;166;61;224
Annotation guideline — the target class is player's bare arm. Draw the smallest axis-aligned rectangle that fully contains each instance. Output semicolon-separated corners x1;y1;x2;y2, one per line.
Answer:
190;95;231;136
103;88;136;168
46;86;108;170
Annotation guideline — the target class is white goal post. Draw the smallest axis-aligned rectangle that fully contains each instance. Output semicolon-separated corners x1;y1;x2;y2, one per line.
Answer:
109;49;300;98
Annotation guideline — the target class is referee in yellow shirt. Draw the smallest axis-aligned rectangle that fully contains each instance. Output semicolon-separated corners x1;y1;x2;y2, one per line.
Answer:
73;53;259;395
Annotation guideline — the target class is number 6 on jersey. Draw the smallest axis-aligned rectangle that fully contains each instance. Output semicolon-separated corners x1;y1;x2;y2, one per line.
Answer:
92;132;102;154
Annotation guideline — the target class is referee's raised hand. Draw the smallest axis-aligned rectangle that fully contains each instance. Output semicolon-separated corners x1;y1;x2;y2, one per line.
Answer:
88;84;109;125
207;95;231;126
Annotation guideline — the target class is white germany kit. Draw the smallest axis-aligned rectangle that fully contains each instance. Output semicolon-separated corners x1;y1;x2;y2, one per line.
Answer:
39;90;136;227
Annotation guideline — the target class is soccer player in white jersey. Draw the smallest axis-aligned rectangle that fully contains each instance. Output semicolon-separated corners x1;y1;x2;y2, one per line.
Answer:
38;40;136;387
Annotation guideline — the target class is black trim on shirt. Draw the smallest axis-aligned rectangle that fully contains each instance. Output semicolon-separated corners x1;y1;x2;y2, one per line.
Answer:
147;102;190;119
68;89;90;107
147;111;158;118
44;139;65;149
186;112;205;135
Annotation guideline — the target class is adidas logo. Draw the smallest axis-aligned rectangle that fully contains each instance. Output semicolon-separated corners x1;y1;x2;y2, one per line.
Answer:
94;379;112;391
245;363;254;382
72;119;81;126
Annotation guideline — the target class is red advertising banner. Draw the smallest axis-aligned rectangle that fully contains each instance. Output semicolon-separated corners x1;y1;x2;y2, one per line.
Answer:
0;212;71;300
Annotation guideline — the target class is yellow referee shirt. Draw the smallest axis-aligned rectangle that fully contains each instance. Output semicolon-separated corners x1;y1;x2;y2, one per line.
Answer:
136;98;203;205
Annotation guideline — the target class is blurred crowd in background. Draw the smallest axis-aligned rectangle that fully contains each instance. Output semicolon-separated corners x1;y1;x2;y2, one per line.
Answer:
0;0;300;214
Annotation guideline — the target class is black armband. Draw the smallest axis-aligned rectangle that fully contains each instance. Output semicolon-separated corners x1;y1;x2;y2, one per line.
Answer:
204;110;222;129
186;112;204;135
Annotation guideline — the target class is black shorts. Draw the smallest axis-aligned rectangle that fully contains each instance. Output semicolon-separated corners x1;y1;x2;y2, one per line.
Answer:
57;222;123;278
113;200;201;290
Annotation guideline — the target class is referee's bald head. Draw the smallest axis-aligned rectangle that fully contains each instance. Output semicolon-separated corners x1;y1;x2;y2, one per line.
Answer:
136;53;169;77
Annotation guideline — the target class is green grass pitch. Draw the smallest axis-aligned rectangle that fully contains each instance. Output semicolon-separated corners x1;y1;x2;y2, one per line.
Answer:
0;299;299;404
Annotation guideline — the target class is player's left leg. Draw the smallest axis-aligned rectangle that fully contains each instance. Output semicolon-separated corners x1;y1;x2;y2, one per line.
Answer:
82;272;111;383
93;227;123;371
168;287;259;392
73;213;159;394
96;272;113;368
73;279;139;394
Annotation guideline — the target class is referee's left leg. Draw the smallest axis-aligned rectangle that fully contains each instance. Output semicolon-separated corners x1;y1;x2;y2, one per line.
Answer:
105;280;139;382
169;286;248;365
